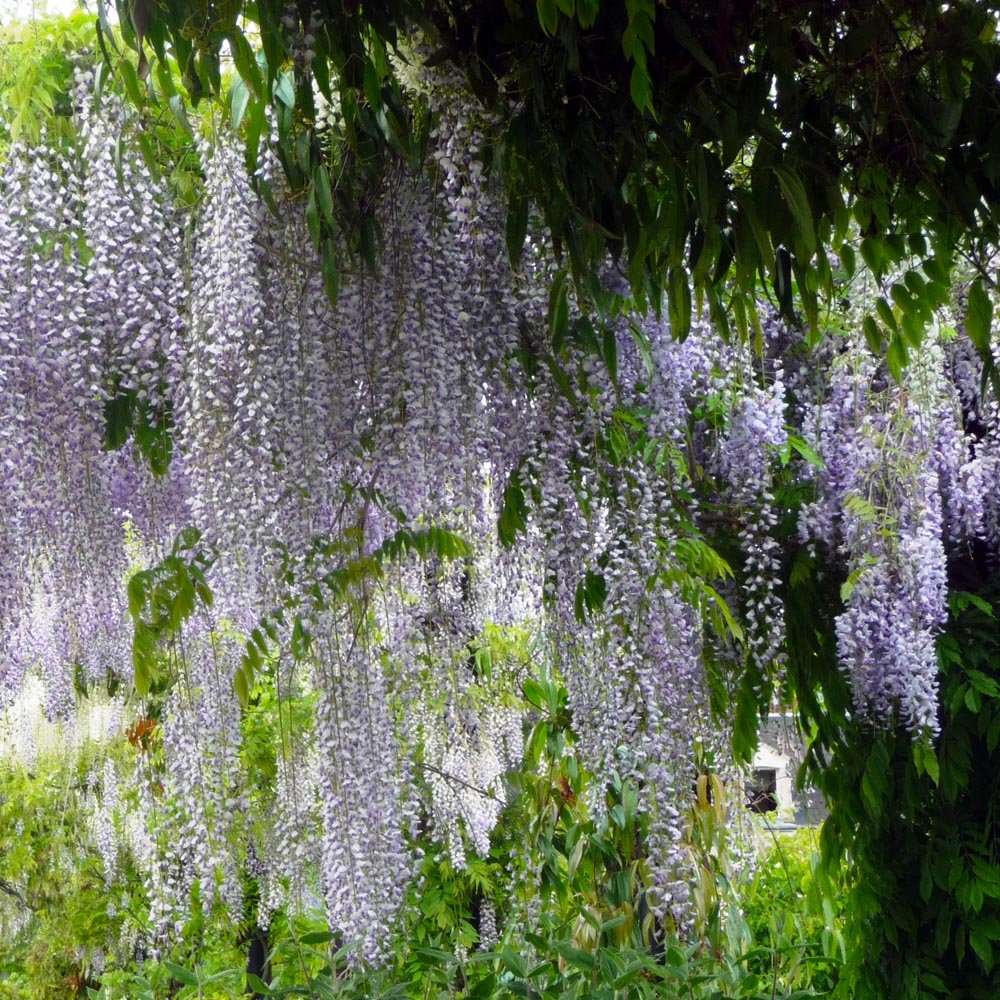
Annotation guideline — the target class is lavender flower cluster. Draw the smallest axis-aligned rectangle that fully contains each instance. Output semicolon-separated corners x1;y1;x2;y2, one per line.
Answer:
795;329;995;733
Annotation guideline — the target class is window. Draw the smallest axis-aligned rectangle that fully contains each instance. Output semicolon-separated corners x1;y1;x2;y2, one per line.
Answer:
747;768;777;813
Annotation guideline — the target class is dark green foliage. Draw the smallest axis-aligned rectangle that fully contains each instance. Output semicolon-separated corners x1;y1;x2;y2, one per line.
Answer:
109;0;1000;354
789;577;1000;998
103;393;174;476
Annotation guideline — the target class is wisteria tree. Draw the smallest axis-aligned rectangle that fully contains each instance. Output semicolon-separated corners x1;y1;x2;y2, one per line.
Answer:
1;3;1000;998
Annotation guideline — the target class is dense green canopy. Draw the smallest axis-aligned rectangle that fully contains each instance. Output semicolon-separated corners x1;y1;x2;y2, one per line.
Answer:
114;0;1000;353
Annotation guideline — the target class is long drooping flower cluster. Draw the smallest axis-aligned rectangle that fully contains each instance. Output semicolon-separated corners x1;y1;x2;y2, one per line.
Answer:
0;139;133;716
312;616;414;964
79;83;186;417
796;329;991;733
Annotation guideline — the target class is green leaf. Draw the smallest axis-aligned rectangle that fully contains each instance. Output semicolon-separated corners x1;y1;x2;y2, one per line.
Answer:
245;974;271;995
923;256;950;285
300;930;336;945
234;666;250;709
506;194;529;266
860;236;883;277
553;941;595;971
839;242;856;278
774;165;816;256
230;76;250;129
502;946;529;978
875;296;898;334
602;327;618;384
920;862;933;902
886;334;908;381
290;616;311;660
313;165;334;224
788;435;824;468
970;928;993;969
306;188;321;249
576;0;599;28
629;61;653;114
363;57;381;110
127;573;147;617
164;962;199;988
960;592;995;617
967;278;993;354
168;94;194;136
498;473;528;546
321;238;339;304
668;266;692;340
274;72;295;108
863;314;883;353
536;0;559;36
861;742;890;819
117;56;145;108
914;740;940;785
134;655;151;698
522;678;546;709
549;271;569;343
227;28;263;99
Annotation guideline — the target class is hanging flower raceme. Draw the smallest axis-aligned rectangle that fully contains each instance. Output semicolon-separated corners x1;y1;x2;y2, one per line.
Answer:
139;619;247;946
0;134;143;715
719;370;789;680
312;615;415;965
78;80;186;417
797;334;964;733
174;132;286;618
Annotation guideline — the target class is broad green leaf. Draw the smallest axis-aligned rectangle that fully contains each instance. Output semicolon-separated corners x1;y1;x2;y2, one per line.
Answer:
967;278;993;353
839;242;856;278
536;0;559;36
522;678;546;708
668;265;692;340
164;961;199;988
234;666;250;708
314;165;334;224
502;946;529;978
886;334;908;381
299;930;336;945
774;165;816;256
789;435;824;468
134;655;151;698
306;188;321;249
230;76;250;129
227;28;262;99
168;94;193;136
629;61;653;114
117;56;145;108
863;314;882;353
274;72;295;108
363;57;381;110
875;296;898;333
245;974;271;995
577;0;599;26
